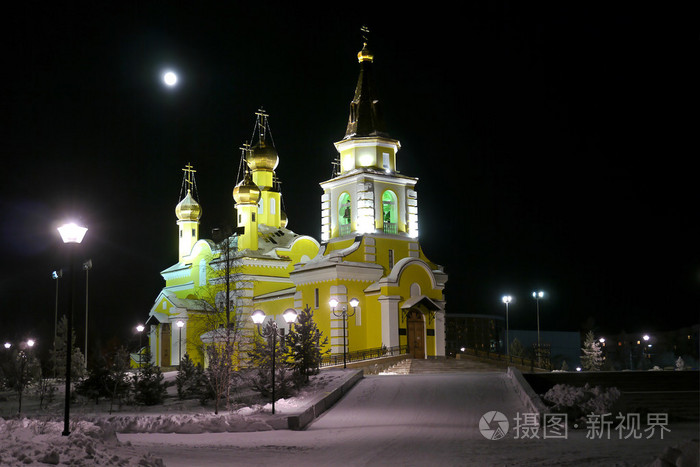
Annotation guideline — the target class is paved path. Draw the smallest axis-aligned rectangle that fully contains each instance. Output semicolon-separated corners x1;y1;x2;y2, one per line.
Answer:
119;368;699;466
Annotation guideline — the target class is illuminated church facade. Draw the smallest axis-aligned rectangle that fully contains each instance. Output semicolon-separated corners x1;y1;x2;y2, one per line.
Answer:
146;37;447;368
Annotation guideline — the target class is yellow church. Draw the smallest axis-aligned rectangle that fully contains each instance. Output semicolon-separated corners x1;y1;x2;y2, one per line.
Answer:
146;37;448;368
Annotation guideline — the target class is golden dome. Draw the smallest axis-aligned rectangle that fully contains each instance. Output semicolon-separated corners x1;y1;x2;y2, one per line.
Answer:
233;171;261;205
357;42;374;63
175;190;202;221
280;211;288;228
247;140;279;171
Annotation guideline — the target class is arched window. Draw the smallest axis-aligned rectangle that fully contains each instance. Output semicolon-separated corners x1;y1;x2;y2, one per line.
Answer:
338;192;352;236
382;190;398;234
258;198;264;215
270;198;276;215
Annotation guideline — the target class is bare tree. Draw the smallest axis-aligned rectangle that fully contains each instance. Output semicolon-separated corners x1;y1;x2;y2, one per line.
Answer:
191;232;245;414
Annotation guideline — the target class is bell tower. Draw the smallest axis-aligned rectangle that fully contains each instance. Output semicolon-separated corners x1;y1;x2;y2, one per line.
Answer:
320;28;419;242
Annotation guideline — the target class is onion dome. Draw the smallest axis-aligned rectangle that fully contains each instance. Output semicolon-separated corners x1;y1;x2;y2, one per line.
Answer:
233;171;261;205
247;139;279;171
280;211;288;228
175;190;202;221
357;41;374;63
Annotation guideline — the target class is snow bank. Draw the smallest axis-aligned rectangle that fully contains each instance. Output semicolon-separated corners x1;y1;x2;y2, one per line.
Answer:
0;417;164;466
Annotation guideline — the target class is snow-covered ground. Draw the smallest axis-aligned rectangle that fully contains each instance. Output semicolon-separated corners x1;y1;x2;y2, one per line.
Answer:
1;369;698;466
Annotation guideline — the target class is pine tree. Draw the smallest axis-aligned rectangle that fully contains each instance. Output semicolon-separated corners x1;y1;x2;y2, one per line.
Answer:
49;315;86;380
133;346;166;405
248;321;294;399
510;338;524;358
285;305;329;385
580;331;603;371
176;353;211;401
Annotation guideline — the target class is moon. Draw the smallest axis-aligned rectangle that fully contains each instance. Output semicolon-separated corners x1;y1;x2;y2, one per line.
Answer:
162;71;178;87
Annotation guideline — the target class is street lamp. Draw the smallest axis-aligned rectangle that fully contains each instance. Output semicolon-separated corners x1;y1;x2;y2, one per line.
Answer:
330;298;356;369
136;325;145;369
5;338;36;414
57;221;87;437
83;259;92;370
52;269;63;360
532;290;544;367
502;295;513;359
176;320;185;367
251;309;297;414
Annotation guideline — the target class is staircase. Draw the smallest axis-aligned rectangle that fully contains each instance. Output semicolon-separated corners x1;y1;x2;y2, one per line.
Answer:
384;359;413;374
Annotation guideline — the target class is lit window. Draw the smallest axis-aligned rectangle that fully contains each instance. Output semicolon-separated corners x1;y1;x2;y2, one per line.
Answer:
339;192;352;235
382;190;398;234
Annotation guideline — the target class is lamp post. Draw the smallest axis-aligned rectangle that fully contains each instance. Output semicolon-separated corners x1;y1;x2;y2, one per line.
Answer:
176;320;184;368
330;298;356;369
502;295;512;359
5;338;36;414
136;325;145;369
251;309;298;414
52;269;62;377
57;221;88;437
532;290;544;367
83;259;92;370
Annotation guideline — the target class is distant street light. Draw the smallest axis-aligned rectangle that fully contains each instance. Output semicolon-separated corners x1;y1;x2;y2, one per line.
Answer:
57;221;87;437
83;259;92;370
251;309;298;414
532;291;545;367
502;295;513;359
176;320;185;367
4;338;36;414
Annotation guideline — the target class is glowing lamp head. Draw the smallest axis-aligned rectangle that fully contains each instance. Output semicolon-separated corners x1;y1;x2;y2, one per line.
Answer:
329;298;339;309
282;309;298;324
176;320;184;328
502;295;512;304
251;310;266;325
532;291;544;299
57;222;88;244
26;339;35;348
136;325;145;333
349;298;360;308
4;342;11;349
643;334;650;341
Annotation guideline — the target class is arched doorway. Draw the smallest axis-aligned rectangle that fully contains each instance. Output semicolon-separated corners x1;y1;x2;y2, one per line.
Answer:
406;309;425;359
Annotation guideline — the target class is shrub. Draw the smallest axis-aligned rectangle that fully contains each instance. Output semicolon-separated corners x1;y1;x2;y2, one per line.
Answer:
543;383;620;426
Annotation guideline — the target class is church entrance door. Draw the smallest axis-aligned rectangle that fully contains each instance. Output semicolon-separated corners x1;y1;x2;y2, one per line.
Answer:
407;310;425;359
161;324;171;366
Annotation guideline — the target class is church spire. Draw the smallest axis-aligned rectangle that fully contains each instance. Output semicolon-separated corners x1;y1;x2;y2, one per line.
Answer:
343;26;388;140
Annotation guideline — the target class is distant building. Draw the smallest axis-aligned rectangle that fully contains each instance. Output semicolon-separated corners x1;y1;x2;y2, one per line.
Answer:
145;35;448;367
508;330;581;370
445;314;504;356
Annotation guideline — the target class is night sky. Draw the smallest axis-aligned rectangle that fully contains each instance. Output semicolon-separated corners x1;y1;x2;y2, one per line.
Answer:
2;3;697;358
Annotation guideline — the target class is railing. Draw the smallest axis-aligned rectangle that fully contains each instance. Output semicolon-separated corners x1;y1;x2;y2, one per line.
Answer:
459;346;552;371
383;222;397;234
320;345;409;368
339;223;352;236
